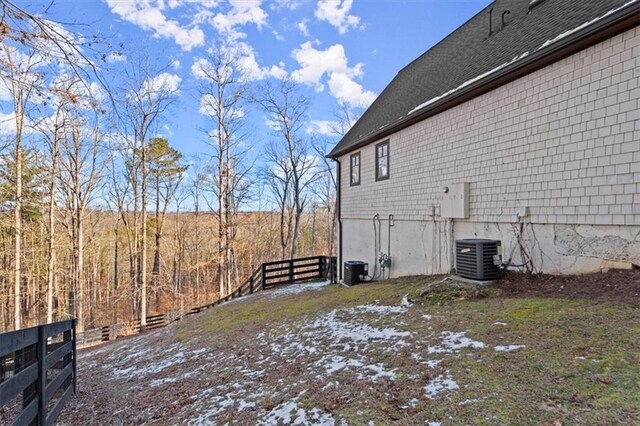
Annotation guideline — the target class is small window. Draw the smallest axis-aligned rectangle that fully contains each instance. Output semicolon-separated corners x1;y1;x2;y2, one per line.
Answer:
350;152;360;186
375;140;389;181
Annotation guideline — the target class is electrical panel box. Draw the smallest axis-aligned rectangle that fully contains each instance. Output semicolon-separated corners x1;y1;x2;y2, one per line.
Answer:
440;182;469;219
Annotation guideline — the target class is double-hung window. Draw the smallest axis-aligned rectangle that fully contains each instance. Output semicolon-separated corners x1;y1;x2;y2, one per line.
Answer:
350;152;360;186
375;140;389;181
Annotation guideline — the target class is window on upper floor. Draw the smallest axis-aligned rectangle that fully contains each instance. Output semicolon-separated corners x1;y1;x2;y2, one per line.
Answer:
375;140;389;181
350;152;360;186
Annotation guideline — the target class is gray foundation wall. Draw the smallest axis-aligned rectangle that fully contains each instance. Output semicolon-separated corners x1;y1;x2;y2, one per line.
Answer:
341;217;639;278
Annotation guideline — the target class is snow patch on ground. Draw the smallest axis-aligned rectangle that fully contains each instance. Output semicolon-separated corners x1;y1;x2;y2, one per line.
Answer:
425;359;442;368
425;371;460;398
428;331;485;354
400;294;412;307
350;303;407;315
359;363;397;382
307;309;412;345
73;283;533;423
112;348;187;379
316;354;364;375
267;280;332;297
494;345;526;352
258;398;335;426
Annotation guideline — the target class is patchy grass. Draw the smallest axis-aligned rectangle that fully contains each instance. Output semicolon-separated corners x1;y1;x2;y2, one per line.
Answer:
417;277;502;304
61;275;640;425
186;277;429;337
425;298;640;425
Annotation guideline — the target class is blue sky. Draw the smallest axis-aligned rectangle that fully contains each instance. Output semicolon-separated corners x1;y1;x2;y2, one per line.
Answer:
10;0;492;158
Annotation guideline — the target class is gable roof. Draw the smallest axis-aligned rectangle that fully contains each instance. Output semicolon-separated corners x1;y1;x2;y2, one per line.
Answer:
329;0;640;158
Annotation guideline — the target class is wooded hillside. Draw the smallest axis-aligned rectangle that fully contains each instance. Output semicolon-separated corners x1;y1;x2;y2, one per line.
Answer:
0;2;342;332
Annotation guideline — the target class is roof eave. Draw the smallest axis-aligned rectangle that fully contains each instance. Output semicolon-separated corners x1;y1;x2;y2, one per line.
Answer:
328;2;640;159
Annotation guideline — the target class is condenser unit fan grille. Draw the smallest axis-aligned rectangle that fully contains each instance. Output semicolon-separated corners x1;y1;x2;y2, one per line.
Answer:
455;239;501;281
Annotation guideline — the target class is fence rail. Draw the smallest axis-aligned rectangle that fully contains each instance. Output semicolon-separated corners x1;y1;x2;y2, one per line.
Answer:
0;319;76;426
77;255;337;344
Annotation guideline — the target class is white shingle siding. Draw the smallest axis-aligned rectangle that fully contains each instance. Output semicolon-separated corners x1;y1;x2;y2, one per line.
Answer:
341;26;639;225
339;26;640;276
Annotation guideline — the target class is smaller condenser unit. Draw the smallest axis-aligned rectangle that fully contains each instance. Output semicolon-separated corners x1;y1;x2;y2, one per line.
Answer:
455;239;501;281
343;261;368;286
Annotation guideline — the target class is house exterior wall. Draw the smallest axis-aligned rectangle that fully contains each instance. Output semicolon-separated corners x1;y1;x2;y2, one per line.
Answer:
339;25;640;277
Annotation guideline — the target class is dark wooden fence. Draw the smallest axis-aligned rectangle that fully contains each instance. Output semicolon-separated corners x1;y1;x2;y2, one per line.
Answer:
78;255;337;342
187;255;337;314
0;319;76;426
262;255;336;289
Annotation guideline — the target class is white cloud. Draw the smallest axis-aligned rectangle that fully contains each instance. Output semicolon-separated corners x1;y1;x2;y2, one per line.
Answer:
306;119;340;136
106;51;126;63
297;19;310;37
291;42;351;89
171;59;181;70
204;0;284;82
0;111;34;136
212;0;268;40
272;30;285;41
198;93;245;119
167;0;220;8
191;58;212;80
0;112;17;136
193;49;283;85
265;118;281;131
142;72;182;96
328;72;376;108
271;0;303;11
291;41;374;107
198;93;216;117
225;42;287;82
0;80;12;102
162;124;173;137
315;0;361;35
105;0;205;51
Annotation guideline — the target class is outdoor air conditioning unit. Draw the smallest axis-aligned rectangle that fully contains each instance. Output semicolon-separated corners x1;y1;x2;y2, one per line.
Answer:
343;261;368;286
455;239;501;281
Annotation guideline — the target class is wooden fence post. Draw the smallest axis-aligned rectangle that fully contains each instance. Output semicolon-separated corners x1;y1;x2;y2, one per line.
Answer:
318;256;324;280
0;354;5;383
250;276;254;294
261;264;267;289
21;344;37;418
37;325;46;426
72;319;77;394
288;261;294;283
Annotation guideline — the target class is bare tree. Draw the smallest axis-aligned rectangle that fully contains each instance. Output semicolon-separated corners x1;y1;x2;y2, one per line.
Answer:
311;106;357;256
57;99;104;332
118;58;180;329
32;86;72;323
193;49;251;297
0;43;43;330
255;78;320;259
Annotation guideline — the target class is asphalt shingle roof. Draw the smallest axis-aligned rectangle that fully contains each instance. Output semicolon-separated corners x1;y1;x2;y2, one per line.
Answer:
329;0;639;158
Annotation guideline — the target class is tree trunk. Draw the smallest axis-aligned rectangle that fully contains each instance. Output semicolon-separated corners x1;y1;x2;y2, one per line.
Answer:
140;141;148;330
46;150;57;324
14;116;23;330
113;222;119;324
153;176;161;312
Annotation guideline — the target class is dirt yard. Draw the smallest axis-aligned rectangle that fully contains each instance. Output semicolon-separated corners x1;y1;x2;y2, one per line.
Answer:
58;271;640;425
498;269;640;306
